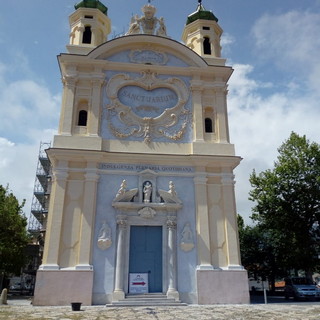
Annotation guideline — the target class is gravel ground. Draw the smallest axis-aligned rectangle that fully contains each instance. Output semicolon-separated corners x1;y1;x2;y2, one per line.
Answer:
1;300;320;320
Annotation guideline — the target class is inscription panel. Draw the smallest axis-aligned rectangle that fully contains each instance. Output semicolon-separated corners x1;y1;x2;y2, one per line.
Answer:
99;163;194;173
104;71;192;144
118;86;177;117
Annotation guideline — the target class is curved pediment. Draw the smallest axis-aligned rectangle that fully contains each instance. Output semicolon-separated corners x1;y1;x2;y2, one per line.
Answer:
87;35;208;68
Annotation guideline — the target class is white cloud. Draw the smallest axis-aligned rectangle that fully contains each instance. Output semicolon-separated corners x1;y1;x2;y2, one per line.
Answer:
252;10;320;93
229;63;320;224
227;9;320;224
221;32;235;56
1;80;60;139
0;137;15;169
0;58;59;219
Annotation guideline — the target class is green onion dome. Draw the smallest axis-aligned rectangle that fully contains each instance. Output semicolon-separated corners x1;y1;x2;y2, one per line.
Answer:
186;2;218;25
74;0;108;15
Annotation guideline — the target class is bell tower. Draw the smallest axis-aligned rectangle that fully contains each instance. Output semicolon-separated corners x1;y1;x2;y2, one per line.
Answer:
182;0;222;64
67;0;111;55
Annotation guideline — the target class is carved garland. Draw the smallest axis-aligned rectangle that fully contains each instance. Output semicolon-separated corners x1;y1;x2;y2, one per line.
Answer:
105;71;192;144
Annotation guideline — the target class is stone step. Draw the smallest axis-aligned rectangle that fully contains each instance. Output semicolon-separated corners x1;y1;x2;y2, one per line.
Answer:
125;294;168;299
107;293;187;307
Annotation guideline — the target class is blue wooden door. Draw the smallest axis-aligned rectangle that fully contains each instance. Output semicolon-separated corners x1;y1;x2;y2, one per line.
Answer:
129;226;162;292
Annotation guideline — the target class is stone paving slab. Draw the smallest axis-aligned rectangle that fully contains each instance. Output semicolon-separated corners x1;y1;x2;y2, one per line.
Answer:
1;302;320;320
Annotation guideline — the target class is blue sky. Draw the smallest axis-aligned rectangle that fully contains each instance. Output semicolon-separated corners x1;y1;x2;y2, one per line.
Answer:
0;0;320;224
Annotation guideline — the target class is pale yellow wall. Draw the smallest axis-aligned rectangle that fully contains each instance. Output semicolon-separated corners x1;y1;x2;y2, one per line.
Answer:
59;179;84;268
44;25;241;272
207;182;228;267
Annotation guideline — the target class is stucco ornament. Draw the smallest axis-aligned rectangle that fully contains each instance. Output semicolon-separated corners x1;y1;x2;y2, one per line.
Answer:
180;222;195;252
138;207;157;219
106;71;191;144
126;3;168;37
97;221;112;250
113;180;138;202
129;49;168;65
159;181;182;204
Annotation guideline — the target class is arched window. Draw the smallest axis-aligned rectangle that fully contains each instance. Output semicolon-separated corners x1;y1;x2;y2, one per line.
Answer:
205;118;213;133
78;110;88;126
82;26;92;44
203;37;211;55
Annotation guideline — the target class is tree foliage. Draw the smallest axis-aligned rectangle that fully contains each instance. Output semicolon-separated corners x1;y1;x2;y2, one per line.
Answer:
238;215;286;290
249;132;320;276
0;185;29;275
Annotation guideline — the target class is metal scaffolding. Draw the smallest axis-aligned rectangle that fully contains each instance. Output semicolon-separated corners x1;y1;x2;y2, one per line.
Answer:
28;142;52;233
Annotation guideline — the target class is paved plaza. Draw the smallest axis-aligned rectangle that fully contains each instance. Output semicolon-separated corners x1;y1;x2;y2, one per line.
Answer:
1;298;320;320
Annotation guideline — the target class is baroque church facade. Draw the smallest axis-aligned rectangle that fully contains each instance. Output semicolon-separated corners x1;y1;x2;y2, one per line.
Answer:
33;0;250;305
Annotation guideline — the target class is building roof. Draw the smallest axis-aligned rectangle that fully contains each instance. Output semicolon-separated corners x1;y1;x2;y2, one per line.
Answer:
186;2;218;25
74;0;108;15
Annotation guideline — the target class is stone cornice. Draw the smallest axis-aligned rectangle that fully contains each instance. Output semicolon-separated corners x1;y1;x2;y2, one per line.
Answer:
47;147;242;169
112;202;182;212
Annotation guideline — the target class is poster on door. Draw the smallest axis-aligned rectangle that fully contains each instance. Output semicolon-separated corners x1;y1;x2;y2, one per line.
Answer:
129;273;149;294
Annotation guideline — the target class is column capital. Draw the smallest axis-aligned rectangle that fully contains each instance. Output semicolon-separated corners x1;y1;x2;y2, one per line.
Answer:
84;171;100;182
62;75;78;88
91;76;105;87
221;173;235;186
190;80;204;92
52;169;68;182
215;86;228;95
193;175;208;185
116;215;127;228
167;216;177;229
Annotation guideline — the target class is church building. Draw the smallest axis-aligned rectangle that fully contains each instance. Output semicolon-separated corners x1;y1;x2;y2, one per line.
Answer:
33;0;250;305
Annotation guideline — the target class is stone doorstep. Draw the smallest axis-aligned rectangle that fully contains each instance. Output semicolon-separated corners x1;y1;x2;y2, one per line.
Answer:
107;293;187;307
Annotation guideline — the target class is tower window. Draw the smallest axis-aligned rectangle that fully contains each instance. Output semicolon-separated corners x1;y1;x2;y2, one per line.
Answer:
203;37;211;55
203;26;210;30
78;110;88;126
82;26;92;44
205;118;213;133
85;15;93;19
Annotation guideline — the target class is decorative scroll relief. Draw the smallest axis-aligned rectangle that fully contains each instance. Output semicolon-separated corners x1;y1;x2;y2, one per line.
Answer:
138;207;156;219
106;71;192;144
113;179;138;202
129;50;168;65
158;181;182;204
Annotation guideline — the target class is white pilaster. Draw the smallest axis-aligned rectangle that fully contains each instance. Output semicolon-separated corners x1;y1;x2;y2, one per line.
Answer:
76;163;100;268
88;76;104;136
191;81;204;142
59;74;77;135
221;173;242;267
166;216;179;301
194;173;213;269
41;163;69;268
113;215;127;301
215;88;230;143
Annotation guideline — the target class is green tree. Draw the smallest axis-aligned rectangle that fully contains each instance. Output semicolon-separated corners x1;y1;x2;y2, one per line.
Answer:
249;132;320;278
0;185;29;275
238;215;286;291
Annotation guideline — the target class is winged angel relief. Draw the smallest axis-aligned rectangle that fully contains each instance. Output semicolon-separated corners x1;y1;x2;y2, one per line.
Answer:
105;71;192;144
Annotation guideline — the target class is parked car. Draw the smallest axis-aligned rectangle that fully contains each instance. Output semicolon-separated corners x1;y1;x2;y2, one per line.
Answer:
10;283;22;290
284;277;320;300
